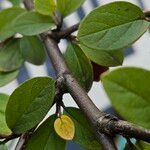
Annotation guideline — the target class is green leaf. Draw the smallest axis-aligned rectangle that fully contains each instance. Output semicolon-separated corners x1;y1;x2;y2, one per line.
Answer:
0;144;8;150
0;70;19;87
57;0;85;17
64;43;93;91
0;94;12;137
0;39;24;72
35;0;56;15
20;36;46;65
0;7;25;41
10;0;21;6
12;11;55;36
65;107;101;150
25;115;66;150
78;1;149;51
136;141;150;150
6;77;56;134
80;44;124;67
101;67;150;129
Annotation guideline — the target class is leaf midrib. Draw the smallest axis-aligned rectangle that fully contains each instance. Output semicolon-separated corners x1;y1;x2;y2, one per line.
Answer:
79;19;145;39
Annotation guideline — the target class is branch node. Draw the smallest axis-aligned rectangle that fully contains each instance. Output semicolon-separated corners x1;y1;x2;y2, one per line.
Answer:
96;114;119;136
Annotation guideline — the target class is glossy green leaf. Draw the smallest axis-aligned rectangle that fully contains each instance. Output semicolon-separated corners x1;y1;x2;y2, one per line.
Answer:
0;39;24;72
0;7;25;41
20;36;46;65
0;94;12;137
12;11;55;36
57;0;85;17
10;0;21;6
35;0;56;15
65;107;101;150
80;44;124;67
78;2;149;51
25;115;66;150
6;77;56;134
101;67;150;129
0;70;19;87
64;43;93;91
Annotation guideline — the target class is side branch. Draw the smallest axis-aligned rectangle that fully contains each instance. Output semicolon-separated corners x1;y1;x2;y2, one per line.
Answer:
47;23;79;41
15;127;36;150
97;118;150;143
23;0;33;10
144;11;150;18
57;23;79;39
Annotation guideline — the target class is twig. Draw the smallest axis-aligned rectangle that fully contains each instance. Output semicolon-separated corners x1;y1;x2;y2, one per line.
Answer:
97;118;150;143
56;23;79;38
23;0;33;10
54;11;63;31
144;11;150;18
96;132;117;150
15;134;26;150
0;37;14;48
144;11;150;21
15;127;36;150
46;23;79;43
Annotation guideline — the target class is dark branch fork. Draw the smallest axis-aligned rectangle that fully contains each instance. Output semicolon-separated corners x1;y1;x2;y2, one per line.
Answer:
145;10;150;18
4;0;148;149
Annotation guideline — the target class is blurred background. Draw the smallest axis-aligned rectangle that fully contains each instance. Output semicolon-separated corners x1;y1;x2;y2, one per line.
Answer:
0;0;150;149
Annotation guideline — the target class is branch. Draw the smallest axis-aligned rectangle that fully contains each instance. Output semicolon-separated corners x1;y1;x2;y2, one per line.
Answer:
144;11;150;21
42;35;70;76
98;118;150;143
15;134;26;150
144;11;150;18
56;23;79;39
42;36;150;144
15;127;36;150
96;132;117;150
0;37;14;48
46;23;79;43
23;0;150;149
23;0;33;10
43;37;103;121
43;36;117;150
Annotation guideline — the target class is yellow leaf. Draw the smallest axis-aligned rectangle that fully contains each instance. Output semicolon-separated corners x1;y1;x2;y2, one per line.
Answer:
54;115;75;140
